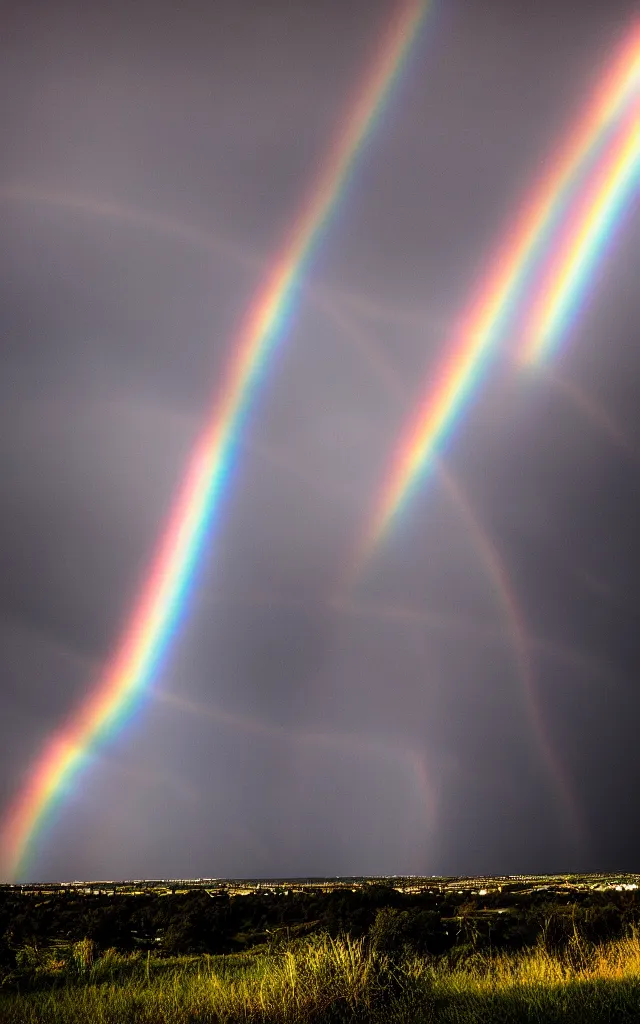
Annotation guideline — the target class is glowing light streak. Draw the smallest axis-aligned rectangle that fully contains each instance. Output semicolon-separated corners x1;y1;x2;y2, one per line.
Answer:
342;20;640;587
522;112;640;362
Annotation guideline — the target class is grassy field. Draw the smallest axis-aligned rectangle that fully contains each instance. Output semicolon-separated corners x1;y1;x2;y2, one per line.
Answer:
4;930;640;1022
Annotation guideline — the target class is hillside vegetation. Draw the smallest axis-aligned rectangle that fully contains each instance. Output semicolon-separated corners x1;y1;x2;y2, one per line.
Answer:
3;876;640;1022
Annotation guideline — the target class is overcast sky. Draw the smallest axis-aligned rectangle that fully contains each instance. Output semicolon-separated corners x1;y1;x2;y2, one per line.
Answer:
1;0;639;883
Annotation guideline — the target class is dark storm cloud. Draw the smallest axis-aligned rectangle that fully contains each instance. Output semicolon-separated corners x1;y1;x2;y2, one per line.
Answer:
1;0;640;881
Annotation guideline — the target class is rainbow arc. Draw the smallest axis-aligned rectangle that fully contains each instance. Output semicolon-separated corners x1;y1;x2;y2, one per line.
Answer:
0;0;429;882
343;18;640;588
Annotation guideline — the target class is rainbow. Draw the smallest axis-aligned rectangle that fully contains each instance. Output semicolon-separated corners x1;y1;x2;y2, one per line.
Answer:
340;18;640;585
522;109;640;362
0;0;430;882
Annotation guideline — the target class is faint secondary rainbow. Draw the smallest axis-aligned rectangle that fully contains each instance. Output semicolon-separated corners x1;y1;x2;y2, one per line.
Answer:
0;0;430;882
536;366;638;461
0;182;421;335
154;689;439;839
340;18;640;587
325;300;584;854
436;465;585;854
521;109;640;363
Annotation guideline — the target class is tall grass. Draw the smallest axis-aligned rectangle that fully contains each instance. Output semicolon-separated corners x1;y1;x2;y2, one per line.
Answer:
4;931;640;1022
0;933;391;1023
396;933;640;1023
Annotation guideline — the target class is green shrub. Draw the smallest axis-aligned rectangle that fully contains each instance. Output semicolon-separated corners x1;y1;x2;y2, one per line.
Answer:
368;907;446;959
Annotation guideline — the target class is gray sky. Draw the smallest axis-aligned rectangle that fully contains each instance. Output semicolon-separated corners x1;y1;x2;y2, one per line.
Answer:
1;0;639;882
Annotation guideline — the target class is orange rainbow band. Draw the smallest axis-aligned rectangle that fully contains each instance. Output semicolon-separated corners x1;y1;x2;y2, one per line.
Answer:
0;0;430;883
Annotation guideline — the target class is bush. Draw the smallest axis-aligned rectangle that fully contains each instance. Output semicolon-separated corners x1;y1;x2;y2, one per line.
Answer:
71;938;95;976
368;907;446;959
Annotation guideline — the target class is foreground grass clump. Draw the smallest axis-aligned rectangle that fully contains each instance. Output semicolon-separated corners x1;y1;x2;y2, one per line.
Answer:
399;933;640;1022
4;931;640;1022
0;932;390;1023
